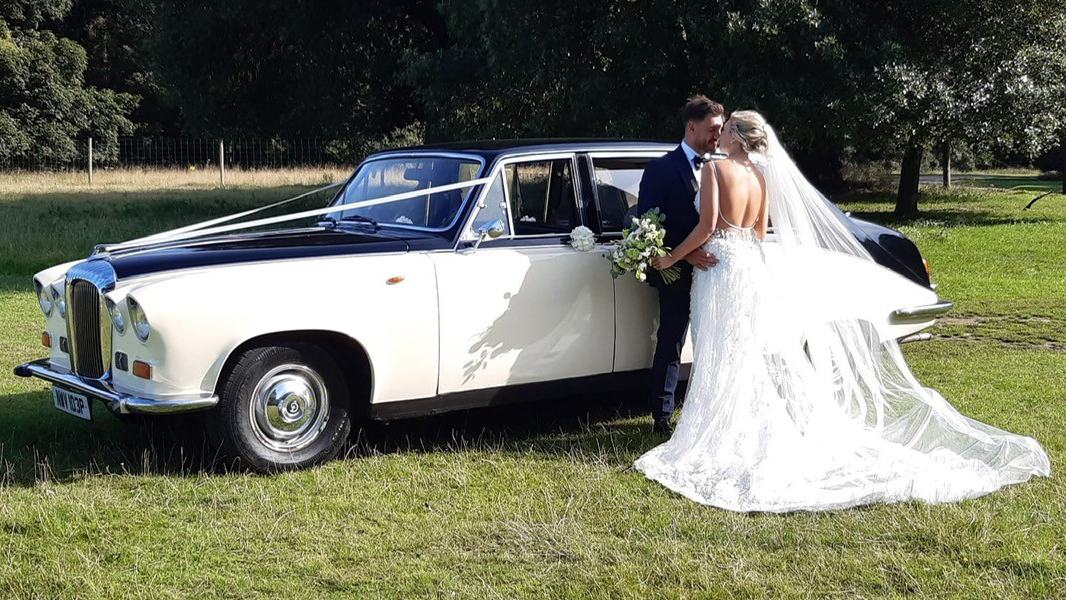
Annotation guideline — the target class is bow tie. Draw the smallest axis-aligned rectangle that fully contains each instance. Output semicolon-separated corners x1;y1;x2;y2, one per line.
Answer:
692;155;707;169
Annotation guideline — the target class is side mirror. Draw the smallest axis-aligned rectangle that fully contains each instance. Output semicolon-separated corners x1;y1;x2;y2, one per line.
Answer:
478;220;506;239
466;219;506;253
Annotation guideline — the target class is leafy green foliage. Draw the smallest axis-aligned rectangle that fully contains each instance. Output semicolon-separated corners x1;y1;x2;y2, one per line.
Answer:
0;3;135;166
3;0;1066;191
144;0;441;146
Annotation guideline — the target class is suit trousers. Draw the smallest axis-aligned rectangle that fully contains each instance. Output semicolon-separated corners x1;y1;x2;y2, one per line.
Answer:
649;278;691;423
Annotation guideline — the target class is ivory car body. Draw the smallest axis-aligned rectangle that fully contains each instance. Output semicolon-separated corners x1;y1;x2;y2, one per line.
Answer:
14;140;951;471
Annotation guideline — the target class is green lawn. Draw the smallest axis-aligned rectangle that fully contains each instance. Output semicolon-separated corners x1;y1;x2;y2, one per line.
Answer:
1;173;1064;598
920;170;1064;194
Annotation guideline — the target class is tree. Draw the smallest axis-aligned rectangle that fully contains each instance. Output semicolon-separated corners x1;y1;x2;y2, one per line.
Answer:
145;0;443;156
842;1;1066;214
59;0;178;135
405;0;696;142
0;0;136;166
696;0;1066;213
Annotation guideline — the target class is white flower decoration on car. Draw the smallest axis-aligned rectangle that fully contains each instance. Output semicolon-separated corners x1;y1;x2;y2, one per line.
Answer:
519;215;537;222
395;216;414;225
569;226;595;252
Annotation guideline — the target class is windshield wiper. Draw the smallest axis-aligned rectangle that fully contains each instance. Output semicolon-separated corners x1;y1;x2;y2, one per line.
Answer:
339;214;379;229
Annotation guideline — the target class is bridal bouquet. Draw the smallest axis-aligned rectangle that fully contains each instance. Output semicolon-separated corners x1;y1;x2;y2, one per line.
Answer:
608;208;681;284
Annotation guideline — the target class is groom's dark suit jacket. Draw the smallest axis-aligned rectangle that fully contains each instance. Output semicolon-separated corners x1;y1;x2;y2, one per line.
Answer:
637;145;701;424
636;146;701;288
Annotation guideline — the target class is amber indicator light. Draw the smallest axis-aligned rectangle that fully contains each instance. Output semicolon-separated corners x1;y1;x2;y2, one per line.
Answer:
42;332;52;348
132;360;152;380
387;276;405;285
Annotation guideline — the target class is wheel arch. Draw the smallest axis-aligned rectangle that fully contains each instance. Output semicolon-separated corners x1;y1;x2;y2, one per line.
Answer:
212;330;374;417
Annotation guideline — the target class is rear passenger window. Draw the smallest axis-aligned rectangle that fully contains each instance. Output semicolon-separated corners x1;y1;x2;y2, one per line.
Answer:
592;157;652;232
504;159;578;235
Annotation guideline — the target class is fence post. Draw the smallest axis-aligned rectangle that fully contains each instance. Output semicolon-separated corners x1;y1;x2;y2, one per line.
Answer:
941;140;950;188
88;137;94;185
219;140;226;187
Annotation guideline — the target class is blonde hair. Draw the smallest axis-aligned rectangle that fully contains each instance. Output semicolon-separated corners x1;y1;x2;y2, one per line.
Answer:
727;110;769;154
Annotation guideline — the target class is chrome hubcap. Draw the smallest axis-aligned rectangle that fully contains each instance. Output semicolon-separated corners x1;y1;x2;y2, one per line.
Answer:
249;364;330;452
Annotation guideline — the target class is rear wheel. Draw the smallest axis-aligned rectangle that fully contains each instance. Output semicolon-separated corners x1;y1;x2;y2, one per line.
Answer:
208;343;351;472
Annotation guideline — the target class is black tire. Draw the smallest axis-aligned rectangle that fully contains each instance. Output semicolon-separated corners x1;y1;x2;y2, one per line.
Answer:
207;342;351;473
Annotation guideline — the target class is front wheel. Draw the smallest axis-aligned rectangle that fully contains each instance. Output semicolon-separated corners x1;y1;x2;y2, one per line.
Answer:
208;343;351;472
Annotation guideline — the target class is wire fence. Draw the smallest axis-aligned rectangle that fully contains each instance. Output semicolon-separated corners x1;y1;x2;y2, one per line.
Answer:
0;137;356;172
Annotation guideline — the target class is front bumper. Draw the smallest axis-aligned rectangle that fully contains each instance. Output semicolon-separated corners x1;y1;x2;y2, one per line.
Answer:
891;300;954;324
13;358;218;415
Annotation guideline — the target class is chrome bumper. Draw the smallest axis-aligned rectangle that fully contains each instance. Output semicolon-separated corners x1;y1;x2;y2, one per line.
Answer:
13;358;218;415
891;300;954;324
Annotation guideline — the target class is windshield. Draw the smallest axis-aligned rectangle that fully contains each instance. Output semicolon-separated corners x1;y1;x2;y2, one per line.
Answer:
334;156;483;229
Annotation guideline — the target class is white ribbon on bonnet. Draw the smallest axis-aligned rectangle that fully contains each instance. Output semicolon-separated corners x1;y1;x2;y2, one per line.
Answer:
97;177;494;254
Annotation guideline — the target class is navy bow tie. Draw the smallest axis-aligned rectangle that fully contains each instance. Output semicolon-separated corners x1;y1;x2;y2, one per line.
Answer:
692;155;706;169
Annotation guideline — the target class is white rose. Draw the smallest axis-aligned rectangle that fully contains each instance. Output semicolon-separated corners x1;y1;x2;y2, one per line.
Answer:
569;226;595;252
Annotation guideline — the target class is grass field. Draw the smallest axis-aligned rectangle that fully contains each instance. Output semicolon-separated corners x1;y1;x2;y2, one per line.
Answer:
917;169;1064;194
1;171;1064;598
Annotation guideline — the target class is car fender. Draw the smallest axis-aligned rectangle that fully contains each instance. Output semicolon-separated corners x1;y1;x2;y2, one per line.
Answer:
107;253;439;405
761;242;941;343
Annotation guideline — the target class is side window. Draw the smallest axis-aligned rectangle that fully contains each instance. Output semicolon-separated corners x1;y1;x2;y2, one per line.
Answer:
503;159;578;235
469;173;512;237
591;157;652;233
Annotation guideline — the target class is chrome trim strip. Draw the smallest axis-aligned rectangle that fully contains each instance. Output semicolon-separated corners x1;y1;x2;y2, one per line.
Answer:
13;359;218;415
891;301;954;324
586;150;669;159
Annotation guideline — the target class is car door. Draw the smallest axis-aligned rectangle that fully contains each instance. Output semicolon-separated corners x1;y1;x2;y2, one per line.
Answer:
584;151;695;372
432;153;615;394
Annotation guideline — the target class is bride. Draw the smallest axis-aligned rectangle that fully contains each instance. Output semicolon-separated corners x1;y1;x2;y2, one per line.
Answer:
636;110;1051;512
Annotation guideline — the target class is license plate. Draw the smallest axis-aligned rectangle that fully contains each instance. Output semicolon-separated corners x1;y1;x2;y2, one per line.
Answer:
53;386;91;421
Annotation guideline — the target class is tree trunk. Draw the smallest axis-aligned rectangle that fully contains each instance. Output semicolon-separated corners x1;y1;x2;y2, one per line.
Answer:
895;144;924;216
941;140;951;188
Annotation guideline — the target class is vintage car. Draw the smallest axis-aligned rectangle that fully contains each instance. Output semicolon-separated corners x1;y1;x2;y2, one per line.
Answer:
14;140;952;471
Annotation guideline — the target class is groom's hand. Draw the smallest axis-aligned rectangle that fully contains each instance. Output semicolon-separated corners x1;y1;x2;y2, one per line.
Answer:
685;250;718;270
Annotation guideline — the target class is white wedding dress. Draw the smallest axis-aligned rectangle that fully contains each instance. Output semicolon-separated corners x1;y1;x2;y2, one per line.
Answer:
634;129;1051;513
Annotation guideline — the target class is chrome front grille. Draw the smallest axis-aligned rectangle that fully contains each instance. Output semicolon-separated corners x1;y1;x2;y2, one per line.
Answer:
70;280;105;378
65;260;116;380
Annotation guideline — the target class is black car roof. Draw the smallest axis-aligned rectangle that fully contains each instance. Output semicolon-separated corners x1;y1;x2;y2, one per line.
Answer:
371;138;676;161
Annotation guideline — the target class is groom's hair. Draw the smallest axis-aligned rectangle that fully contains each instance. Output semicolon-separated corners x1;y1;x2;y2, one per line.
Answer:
682;96;725;124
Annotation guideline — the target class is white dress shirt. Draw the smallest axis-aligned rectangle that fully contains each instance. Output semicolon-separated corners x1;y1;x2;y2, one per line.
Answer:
680;141;709;188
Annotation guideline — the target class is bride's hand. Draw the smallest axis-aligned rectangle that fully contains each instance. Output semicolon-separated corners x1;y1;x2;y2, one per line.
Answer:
651;253;676;270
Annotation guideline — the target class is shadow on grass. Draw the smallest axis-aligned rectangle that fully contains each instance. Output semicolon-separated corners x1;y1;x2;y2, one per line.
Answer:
0;389;221;486
0;275;32;293
0;385;665;487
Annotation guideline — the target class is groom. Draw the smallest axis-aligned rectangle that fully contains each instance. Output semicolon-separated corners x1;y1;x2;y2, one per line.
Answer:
637;95;725;435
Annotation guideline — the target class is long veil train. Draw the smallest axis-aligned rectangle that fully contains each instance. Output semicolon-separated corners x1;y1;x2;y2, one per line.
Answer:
634;122;1050;512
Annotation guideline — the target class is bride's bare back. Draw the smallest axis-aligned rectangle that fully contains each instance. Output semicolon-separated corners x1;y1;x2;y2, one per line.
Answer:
655;154;769;268
706;157;767;235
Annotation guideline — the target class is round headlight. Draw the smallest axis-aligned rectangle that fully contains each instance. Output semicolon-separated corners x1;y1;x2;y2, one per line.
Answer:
106;297;126;334
35;280;53;317
51;284;67;318
127;296;150;341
